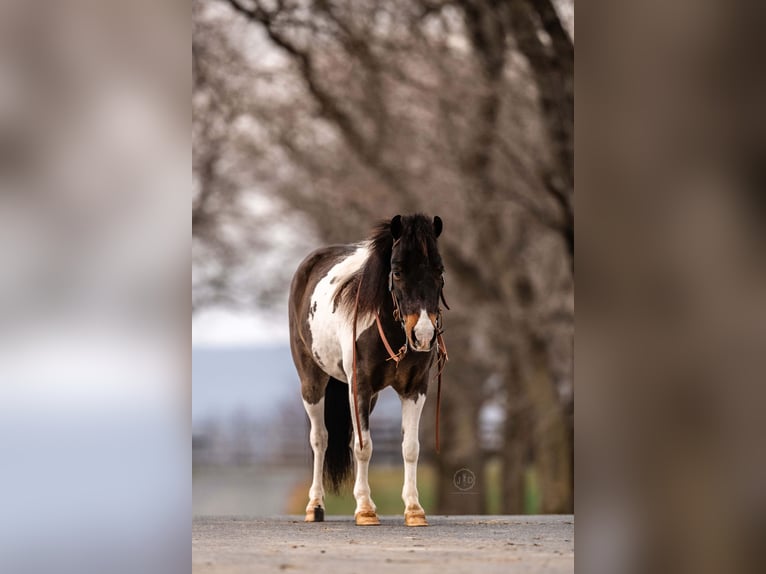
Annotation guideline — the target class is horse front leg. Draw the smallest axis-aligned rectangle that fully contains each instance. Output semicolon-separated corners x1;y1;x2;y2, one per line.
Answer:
348;387;379;526
302;397;327;522
401;393;428;526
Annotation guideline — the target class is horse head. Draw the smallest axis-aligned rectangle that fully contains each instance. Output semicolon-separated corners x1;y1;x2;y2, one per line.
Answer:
388;214;445;352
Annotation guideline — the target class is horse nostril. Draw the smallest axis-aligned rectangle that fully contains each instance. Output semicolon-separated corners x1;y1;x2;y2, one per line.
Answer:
411;330;419;346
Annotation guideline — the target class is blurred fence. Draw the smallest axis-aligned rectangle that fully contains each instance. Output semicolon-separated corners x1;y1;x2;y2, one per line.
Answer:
193;404;504;467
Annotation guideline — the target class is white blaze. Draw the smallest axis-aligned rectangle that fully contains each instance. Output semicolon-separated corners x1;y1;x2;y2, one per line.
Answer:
413;309;434;350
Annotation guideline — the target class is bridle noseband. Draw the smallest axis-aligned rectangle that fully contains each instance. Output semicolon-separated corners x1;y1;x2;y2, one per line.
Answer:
351;243;449;453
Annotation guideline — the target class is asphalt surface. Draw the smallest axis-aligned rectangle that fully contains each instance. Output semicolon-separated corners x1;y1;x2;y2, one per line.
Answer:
193;515;574;573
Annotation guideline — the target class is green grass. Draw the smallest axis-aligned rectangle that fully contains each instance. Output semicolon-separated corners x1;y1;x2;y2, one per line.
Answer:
484;459;541;514
288;460;541;515
287;464;436;515
485;458;502;514
524;467;541;514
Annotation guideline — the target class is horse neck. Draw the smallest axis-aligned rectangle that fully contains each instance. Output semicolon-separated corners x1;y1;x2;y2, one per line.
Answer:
373;291;404;344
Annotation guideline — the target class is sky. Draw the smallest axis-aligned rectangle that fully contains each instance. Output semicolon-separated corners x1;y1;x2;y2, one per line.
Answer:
192;307;289;347
190;307;404;427
191;308;296;429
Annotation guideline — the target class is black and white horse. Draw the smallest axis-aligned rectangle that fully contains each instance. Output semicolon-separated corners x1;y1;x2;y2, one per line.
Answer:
288;214;447;526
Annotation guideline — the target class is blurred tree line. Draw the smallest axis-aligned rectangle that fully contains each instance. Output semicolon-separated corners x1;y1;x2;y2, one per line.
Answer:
193;0;573;513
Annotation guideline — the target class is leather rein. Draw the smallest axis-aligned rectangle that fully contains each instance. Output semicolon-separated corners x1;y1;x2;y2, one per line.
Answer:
351;259;449;453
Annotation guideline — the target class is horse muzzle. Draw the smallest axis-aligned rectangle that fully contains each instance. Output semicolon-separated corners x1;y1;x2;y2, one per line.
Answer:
405;310;437;352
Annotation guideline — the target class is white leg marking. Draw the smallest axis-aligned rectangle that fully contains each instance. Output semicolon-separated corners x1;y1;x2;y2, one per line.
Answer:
303;398;327;511
401;394;426;511
353;429;375;513
413;309;435;351
348;386;376;514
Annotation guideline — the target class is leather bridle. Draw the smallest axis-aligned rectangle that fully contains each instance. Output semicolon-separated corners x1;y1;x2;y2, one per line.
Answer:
351;248;449;453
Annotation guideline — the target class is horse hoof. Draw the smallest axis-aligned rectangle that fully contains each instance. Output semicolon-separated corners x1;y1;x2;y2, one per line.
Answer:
404;510;428;527
355;510;380;526
305;506;325;522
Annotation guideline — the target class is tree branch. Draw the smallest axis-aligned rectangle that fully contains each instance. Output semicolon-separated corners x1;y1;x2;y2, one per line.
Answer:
225;0;414;198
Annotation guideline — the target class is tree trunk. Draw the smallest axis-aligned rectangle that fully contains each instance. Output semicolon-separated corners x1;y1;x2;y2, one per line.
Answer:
505;0;574;268
501;355;533;514
527;335;573;513
432;354;485;514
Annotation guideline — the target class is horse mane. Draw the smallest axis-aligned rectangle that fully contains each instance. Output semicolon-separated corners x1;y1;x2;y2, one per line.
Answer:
334;221;393;317
334;214;439;317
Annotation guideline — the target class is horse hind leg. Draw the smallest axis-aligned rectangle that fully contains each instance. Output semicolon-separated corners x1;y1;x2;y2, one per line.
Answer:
302;396;328;522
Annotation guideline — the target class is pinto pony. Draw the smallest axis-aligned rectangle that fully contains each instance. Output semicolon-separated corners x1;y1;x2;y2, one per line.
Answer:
288;214;448;526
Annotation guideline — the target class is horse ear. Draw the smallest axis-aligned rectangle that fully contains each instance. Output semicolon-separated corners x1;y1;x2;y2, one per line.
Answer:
433;216;443;238
390;215;403;239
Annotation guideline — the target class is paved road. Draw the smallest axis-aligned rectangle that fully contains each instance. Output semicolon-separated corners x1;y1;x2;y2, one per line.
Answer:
193;515;574;573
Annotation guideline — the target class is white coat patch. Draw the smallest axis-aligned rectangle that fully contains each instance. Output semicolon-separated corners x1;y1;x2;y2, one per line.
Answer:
308;244;375;382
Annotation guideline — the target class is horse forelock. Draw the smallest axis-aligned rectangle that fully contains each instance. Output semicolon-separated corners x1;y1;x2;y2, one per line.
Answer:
400;215;440;263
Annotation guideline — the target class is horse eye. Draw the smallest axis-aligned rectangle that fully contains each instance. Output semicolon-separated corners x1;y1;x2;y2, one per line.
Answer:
393;271;402;279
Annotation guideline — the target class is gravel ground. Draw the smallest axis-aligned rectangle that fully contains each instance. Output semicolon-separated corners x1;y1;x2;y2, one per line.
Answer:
193;515;574;574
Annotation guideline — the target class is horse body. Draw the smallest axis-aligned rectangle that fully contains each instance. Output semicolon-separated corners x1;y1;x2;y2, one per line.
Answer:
288;214;445;527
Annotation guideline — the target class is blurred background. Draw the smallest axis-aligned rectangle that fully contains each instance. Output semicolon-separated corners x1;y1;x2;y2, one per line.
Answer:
0;1;188;573
192;0;574;516
1;0;763;572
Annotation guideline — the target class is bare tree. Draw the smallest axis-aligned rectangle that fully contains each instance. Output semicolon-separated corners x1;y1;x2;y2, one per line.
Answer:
193;1;313;311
